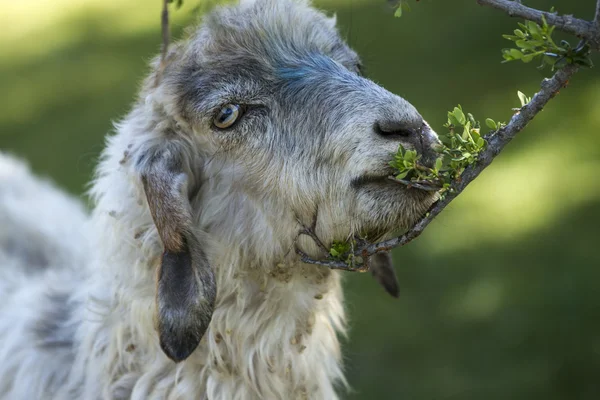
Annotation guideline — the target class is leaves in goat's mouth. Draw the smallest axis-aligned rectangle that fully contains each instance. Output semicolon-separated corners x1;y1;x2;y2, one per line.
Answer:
389;105;502;199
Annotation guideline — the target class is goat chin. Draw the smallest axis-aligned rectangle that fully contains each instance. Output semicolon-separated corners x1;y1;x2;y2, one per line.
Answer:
0;0;439;399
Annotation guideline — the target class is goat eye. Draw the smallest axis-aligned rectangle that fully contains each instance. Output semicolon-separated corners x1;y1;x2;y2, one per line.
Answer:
214;104;241;129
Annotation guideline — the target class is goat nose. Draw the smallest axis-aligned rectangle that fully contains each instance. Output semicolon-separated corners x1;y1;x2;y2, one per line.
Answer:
373;120;416;140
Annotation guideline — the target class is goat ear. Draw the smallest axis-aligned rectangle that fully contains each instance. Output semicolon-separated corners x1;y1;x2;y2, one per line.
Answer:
370;252;399;298
141;151;216;362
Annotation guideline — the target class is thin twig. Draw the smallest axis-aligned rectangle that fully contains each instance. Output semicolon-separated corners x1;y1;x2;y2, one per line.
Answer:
387;176;441;192
296;248;362;271
161;0;170;63
296;213;330;256
156;0;170;85
477;0;599;49
301;64;579;270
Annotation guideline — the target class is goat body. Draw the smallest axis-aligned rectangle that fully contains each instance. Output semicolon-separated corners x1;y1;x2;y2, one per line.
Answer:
0;1;439;398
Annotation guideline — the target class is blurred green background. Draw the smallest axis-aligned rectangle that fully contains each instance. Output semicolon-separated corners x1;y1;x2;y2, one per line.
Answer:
2;0;600;398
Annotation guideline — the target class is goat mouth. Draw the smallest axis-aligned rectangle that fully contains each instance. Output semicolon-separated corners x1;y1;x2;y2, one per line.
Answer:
350;175;391;188
351;174;441;193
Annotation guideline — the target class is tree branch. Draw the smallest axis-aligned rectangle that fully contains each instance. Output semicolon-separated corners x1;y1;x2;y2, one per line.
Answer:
298;0;596;271
367;64;578;251
477;0;600;49
299;64;579;270
155;0;170;85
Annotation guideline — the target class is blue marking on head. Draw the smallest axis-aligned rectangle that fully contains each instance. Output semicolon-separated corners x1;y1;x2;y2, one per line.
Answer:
278;65;313;81
277;53;360;90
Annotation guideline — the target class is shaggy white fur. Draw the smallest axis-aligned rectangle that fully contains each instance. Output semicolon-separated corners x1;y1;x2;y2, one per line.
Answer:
0;0;439;399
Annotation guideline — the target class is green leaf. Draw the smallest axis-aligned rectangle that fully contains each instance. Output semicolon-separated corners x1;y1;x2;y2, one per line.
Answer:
394;5;403;17
448;113;461;127
517;40;538;50
485;118;497;130
521;54;534;63
526;21;538;33
452;107;466;125
502;52;515;62
467;113;477;126
514;29;526;38
541;14;548;29
527;21;543;40
395;171;409;180
515;40;528;49
517;91;530;106
435;158;443;172
509;48;523;59
404;150;416;162
462;121;471;140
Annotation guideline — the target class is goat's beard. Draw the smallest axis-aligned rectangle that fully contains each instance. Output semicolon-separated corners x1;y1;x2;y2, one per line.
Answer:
351;181;439;240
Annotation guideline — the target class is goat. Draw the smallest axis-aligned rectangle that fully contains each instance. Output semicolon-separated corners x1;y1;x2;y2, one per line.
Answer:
0;0;440;398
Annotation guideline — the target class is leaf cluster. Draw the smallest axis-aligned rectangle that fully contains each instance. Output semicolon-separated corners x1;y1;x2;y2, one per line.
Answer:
329;240;358;265
390;106;501;195
502;15;593;69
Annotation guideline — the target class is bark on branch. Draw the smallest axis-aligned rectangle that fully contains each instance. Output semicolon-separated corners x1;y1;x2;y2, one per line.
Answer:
298;64;578;270
477;0;600;50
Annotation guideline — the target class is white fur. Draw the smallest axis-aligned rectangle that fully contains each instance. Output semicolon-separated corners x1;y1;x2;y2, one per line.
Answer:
0;143;345;400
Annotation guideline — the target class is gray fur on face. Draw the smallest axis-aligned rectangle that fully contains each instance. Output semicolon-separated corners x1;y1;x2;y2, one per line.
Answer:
152;0;439;245
122;0;439;364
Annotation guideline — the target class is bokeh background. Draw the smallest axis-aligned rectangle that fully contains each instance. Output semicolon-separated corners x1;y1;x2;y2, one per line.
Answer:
2;0;600;398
